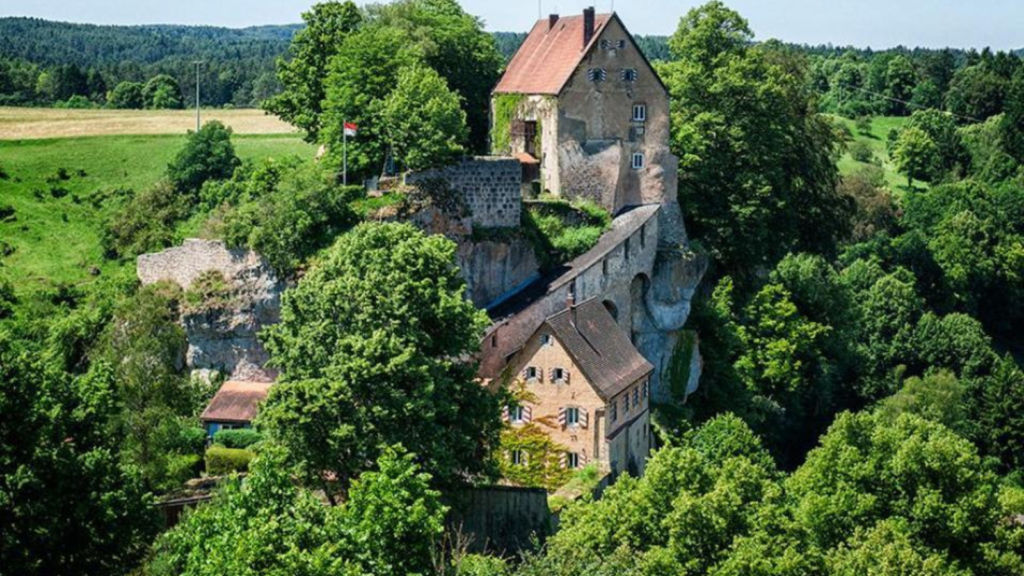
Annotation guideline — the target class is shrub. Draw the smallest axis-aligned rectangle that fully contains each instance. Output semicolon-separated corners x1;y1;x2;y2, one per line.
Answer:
183;270;235;312
213;428;263;450
221;163;359;274
849;140;874;163
205;446;255;476
108;81;145;109
0;276;15;319
855;115;873;135
103;181;191;259
0;164;8;179
167;121;240;196
0;204;15;222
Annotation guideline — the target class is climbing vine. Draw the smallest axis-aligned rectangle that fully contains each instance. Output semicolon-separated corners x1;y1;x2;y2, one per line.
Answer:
499;424;572;491
491;93;525;154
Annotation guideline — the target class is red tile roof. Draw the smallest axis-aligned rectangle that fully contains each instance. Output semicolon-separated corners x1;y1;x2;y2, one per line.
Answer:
200;381;273;424
545;298;653;400
493;13;613;95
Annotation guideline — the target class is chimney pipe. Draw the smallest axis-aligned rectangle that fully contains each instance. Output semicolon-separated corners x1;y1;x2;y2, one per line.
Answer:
549;14;559;30
583;7;595;47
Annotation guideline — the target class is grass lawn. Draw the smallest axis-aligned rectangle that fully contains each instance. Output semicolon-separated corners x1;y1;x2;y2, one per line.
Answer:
0;133;315;293
831;115;929;194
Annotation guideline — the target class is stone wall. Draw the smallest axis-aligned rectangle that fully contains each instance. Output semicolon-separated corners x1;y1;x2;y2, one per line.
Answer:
405;157;522;228
137;239;283;383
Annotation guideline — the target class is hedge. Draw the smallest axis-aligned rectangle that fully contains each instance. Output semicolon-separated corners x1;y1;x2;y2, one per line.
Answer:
213;428;263;450
205;446;255;476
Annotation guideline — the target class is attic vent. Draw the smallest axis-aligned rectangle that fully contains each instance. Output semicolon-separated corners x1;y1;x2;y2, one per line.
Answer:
587;68;607;83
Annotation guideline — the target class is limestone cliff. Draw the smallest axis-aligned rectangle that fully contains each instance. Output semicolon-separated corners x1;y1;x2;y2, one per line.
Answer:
137;239;283;383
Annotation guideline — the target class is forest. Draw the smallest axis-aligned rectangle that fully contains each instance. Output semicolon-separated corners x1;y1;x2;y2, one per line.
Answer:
2;1;1024;575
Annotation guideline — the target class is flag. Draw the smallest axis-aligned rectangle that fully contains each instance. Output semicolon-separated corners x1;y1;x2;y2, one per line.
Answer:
344;122;358;137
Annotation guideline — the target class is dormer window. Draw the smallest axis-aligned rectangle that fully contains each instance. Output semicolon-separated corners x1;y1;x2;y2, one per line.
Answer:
632;104;647;122
587;68;607;83
621;68;638;82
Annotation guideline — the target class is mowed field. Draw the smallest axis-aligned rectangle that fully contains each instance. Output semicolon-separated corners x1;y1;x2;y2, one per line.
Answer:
830;115;927;192
0;106;298;139
0;108;314;292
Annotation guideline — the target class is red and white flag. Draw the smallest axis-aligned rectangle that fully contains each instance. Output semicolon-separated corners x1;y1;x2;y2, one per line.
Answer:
344;122;358;137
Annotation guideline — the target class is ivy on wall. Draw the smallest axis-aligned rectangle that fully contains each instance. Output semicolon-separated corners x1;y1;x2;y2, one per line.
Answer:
491;93;525;154
499;424;572;491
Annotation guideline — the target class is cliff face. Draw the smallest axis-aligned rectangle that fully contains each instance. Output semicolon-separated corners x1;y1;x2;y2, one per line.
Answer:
137;239;283;383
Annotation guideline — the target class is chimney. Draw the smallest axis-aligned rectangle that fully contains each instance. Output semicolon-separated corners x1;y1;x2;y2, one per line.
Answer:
549;13;559;30
583;7;595;47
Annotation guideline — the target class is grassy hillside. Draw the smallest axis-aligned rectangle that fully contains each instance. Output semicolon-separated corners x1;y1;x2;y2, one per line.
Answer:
0;133;314;292
831;115;929;192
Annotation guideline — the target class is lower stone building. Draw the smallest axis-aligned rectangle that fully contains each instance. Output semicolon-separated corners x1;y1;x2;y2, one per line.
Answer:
496;296;653;478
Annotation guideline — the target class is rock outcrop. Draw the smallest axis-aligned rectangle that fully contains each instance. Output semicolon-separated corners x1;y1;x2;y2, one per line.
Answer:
137;239;283;383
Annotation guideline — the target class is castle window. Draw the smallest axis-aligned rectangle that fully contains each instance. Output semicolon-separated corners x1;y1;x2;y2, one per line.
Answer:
587;68;607;83
602;258;609;276
566;452;580;469
640;224;646;249
511;450;526;465
632;104;647;122
623;394;630;414
508;405;524;424
621;68;638;82
617;39;627;49
632;153;646;170
633;388;640;407
552;367;568;383
643;380;649;399
611;402;618;422
600;39;612;50
541;334;553;347
566;407;580;426
525;366;539;381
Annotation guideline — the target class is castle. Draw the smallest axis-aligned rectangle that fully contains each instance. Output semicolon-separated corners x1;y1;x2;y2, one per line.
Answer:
136;8;705;483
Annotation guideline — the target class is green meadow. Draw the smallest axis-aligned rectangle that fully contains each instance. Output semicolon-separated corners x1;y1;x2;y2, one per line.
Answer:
0;133;315;292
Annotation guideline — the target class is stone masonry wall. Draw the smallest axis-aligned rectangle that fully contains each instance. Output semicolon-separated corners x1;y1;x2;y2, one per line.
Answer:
406;157;522;228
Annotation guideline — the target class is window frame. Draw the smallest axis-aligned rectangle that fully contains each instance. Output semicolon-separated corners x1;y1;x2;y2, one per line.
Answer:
552;367;567;383
621;68;638;82
525;366;539;381
631;153;645;170
566;406;580;427
509;405;524;424
632;104;647;122
567;452;580;469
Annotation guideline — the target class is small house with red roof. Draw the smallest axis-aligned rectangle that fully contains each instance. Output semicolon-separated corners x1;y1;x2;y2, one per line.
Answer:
200;380;273;437
492;8;677;215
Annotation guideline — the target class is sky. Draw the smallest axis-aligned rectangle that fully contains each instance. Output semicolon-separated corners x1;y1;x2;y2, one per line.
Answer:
0;0;1022;50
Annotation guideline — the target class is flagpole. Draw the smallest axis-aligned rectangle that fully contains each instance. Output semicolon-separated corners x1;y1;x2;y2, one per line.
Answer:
343;120;348;186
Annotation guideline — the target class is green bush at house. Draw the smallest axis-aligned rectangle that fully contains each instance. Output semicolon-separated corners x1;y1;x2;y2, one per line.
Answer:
205;446;256;476
213;428;263;450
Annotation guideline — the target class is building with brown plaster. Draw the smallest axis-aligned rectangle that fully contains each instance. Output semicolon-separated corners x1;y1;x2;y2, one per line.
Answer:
498;297;654;478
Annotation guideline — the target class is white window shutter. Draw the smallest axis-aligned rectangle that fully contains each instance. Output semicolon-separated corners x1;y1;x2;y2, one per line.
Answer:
559;452;568;468
558;407;567;427
565;370;570;384
522;368;529;380
524;405;533;423
549;368;556;382
502;406;510;422
580;408;589;429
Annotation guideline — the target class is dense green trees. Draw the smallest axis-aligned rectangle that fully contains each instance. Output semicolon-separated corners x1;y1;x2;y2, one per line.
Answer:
380;64;469;171
143;74;183;109
0;323;160;576
661;2;852;280
520;413;1024;576
259;223;502;501
148;446;446;576
167;121;241;194
108;80;145;109
274;0;502;176
264;1;362;141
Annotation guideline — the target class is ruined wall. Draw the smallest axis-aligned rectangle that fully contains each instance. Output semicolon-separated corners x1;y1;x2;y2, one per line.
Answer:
137;239;283;383
405;157;522;228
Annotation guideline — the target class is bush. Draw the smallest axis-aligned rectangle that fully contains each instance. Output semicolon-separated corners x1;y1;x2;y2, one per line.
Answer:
850;140;875;163
167;121;240;195
221;163;359;274
213;428;263;450
0;204;15;222
0;276;15;319
205;446;255;476
108;81;145;109
103;181;191;259
855;115;873;136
